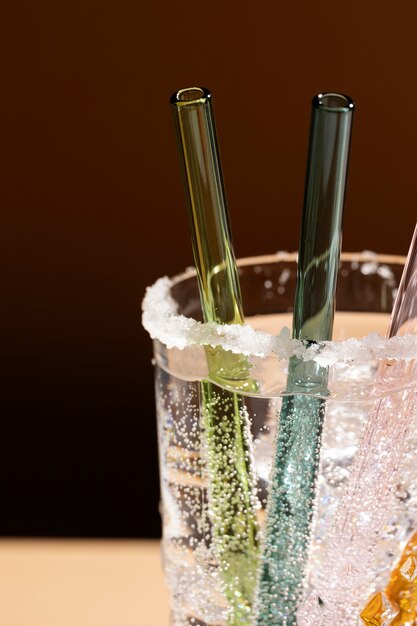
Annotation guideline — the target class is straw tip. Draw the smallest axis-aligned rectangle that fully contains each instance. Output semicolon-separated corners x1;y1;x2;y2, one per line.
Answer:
314;92;355;111
170;87;211;105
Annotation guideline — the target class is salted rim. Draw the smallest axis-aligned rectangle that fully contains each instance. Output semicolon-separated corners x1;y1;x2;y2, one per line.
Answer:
141;252;417;366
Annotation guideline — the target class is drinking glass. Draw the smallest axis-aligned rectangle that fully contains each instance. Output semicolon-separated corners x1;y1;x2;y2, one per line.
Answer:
144;252;417;626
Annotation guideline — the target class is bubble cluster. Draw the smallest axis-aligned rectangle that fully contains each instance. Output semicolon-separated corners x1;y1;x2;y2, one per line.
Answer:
297;362;417;626
201;380;260;624
156;366;261;625
156;358;417;626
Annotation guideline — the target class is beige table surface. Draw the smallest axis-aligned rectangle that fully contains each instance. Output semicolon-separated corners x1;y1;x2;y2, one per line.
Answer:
0;539;170;626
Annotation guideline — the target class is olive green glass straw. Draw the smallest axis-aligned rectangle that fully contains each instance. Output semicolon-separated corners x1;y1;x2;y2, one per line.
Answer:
255;93;355;625
171;87;259;624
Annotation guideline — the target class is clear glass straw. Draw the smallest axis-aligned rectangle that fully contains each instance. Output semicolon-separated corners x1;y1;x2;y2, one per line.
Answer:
255;93;355;626
171;87;259;624
389;223;417;337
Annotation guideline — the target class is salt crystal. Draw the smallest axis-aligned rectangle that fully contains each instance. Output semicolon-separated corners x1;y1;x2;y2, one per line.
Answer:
142;276;417;364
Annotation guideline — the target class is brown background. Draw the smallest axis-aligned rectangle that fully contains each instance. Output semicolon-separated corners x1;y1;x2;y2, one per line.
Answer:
1;1;416;537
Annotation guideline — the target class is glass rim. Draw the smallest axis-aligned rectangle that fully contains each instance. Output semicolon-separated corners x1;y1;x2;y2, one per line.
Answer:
169;251;408;286
142;252;417;366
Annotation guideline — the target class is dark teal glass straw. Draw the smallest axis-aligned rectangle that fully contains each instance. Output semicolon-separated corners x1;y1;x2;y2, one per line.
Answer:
171;87;259;625
255;93;355;625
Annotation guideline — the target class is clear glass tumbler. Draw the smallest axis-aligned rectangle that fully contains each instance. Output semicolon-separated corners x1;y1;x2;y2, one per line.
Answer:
143;252;417;626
